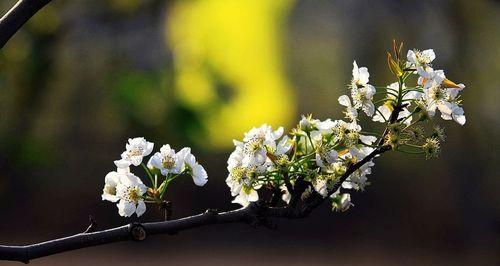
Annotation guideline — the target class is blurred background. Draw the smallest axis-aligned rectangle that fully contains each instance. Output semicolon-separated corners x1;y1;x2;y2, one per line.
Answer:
0;0;499;265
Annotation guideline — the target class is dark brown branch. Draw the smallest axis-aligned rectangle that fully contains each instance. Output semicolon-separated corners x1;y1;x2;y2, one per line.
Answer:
0;205;265;263
0;0;52;49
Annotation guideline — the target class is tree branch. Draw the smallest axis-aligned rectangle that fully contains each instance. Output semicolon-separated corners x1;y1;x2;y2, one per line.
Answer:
0;0;52;49
0;205;262;263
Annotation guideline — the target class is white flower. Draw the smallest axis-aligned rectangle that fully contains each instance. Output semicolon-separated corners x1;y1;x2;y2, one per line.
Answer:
372;83;417;125
441;102;466;125
313;178;329;197
351;86;376;116
299;115;320;131
178;148;208;186
341;147;375;191
332;193;353;212
115;173;147;217
359;134;377;145
418;69;446;88
315;119;336;134
420;74;466;125
407;49;436;78
349;61;376;116
148;144;183;176
351;60;370;87
102;171;122;202
273;135;292;156
372;104;392;123
232;188;259;207
226;143;263;206
338;95;358;121
239;124;283;168
120;137;154;166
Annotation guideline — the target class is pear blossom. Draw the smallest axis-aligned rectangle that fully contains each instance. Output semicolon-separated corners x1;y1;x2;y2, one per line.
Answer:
120;137;154;166
299;114;320;131
351;86;376;116
441;102;466;125
341;147;375;191
372;83;419;125
238;124;284;168
313;178;329;197
148;144;183;176
225;152;261;206
232;187;259;207
178;148;208;186
420;74;466;125
407;49;436;78
115;173;147;217
331;193;353;212
272;135;292;157
351;60;370;88
220;43;467;213
338;95;358;121
349;61;376;116
102;171;122;202
311;131;339;169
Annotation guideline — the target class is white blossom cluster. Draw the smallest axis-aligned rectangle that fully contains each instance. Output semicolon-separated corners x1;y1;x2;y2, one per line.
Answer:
226;43;466;211
102;137;207;217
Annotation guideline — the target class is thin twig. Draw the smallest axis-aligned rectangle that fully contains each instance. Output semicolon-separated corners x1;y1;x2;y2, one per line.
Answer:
0;0;52;49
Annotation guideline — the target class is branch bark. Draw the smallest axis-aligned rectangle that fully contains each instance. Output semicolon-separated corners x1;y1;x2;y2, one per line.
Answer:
0;205;269;263
0;0;52;49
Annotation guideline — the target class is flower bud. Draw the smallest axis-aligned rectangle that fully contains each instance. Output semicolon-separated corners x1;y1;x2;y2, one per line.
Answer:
387;52;403;77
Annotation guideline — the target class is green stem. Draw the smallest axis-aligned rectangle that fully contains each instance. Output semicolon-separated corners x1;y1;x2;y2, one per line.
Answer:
141;163;156;188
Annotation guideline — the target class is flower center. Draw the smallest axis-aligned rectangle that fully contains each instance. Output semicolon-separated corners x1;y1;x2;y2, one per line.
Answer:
124;186;142;203
161;155;176;169
244;137;264;155
128;146;143;157
230;166;246;182
429;86;445;101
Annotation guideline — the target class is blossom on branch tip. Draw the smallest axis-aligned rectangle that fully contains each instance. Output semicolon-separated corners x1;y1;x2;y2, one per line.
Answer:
120;137;154;166
148;144;183;176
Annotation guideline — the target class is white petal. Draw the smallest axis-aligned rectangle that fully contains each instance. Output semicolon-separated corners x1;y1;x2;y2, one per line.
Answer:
114;159;131;169
192;164;208;186
144;142;154;156
247;189;259;202
135;201;146;217
117;200;135;217
358;67;370;85
102;194;119;202
338;95;351;107
422;49;436;63
364;102;375;116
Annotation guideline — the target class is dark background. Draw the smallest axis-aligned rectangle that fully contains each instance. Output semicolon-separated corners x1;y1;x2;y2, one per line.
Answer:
0;0;499;265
